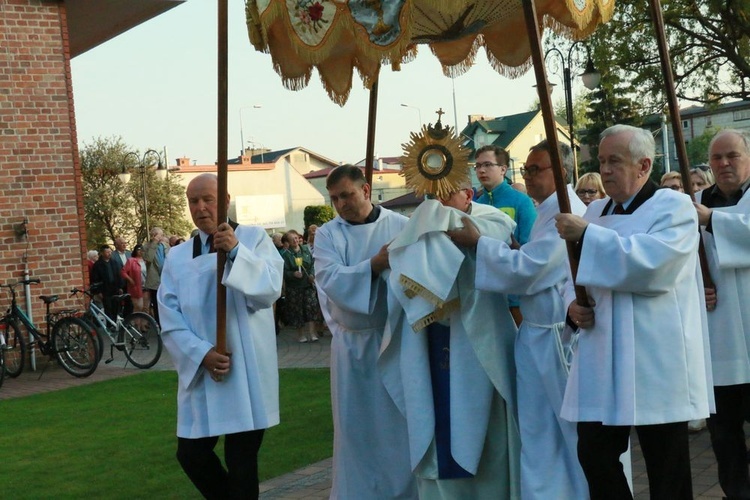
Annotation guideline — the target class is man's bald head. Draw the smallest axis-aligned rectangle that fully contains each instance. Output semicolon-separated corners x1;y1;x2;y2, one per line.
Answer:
186;174;229;234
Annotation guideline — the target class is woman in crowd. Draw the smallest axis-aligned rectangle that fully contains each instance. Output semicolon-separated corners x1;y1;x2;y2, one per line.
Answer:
690;166;715;193
306;224;318;253
660;171;684;192
574;172;606;206
282;230;323;343
121;244;146;312
86;249;98;274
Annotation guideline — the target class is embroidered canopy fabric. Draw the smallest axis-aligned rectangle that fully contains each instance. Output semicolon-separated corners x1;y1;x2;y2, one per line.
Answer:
246;0;615;104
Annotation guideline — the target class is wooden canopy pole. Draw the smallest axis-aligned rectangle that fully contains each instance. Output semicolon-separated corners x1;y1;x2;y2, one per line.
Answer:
215;0;229;355
647;0;714;290
364;80;379;187
521;0;589;307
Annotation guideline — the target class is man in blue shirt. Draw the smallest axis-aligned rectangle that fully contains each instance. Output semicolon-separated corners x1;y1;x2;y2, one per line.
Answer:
474;145;537;245
474;145;537;325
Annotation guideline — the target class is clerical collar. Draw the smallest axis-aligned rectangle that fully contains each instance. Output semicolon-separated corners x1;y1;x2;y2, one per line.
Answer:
600;180;658;217
346;204;380;225
197;230;212;249
702;177;750;208
610;193;637;214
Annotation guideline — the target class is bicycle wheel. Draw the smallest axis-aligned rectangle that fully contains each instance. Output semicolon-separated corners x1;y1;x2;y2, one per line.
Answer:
0;344;5;388
52;317;98;378
122;312;162;369
2;318;26;378
80;311;105;364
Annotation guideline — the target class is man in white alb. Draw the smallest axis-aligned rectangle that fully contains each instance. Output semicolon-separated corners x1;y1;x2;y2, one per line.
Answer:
314;165;416;499
555;125;712;499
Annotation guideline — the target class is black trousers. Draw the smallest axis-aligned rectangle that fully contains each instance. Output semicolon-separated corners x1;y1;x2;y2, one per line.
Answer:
147;287;160;326
102;294;133;321
176;429;265;500
102;294;118;322
708;384;750;499
577;421;692;500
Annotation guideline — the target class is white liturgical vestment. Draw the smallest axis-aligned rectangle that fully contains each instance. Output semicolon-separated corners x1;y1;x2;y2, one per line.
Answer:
561;188;712;425
380;200;521;499
476;186;589;499
700;187;750;386
158;225;283;438
314;207;417;500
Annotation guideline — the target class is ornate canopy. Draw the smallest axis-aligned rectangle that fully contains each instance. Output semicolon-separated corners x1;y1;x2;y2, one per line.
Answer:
246;0;615;104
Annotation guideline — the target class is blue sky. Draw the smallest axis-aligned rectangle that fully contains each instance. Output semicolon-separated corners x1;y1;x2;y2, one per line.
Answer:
70;0;543;166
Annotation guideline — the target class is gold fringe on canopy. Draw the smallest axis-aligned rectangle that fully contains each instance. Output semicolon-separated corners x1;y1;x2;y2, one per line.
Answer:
246;0;615;105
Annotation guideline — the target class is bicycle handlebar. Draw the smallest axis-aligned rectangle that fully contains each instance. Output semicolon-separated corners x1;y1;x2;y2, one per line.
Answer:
70;285;98;297
1;278;41;288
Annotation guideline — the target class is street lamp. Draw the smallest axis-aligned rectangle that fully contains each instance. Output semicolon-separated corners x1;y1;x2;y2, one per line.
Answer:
118;149;166;239
400;103;422;129
544;42;601;182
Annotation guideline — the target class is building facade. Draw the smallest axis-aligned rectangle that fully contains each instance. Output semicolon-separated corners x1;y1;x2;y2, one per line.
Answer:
304;166;410;206
646;101;750;168
1;0;181;324
461;109;572;184
174;151;328;233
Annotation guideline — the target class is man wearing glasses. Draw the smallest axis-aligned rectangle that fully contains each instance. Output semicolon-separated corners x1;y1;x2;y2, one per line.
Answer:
450;141;590;499
473;145;537;245
474;145;537;325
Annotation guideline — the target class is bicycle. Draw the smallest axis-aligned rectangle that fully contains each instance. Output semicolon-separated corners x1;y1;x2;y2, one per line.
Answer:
0;326;5;388
71;285;163;369
0;279;99;378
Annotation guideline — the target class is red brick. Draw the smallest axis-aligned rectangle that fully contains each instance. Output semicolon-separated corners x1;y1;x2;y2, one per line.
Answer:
0;1;87;318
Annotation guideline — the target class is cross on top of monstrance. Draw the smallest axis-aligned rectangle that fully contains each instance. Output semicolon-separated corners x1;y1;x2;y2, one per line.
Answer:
435;108;445;121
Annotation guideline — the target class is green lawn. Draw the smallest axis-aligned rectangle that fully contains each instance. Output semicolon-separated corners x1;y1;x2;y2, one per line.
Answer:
0;368;332;499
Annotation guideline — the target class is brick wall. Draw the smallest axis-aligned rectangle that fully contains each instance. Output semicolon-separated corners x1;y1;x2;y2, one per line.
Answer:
0;0;87;325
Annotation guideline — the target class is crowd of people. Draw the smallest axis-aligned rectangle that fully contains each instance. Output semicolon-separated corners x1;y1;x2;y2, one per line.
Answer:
309;126;748;500
128;125;749;500
87;229;187;325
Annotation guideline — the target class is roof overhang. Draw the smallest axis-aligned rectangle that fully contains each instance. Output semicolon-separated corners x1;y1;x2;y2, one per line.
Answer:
66;0;185;57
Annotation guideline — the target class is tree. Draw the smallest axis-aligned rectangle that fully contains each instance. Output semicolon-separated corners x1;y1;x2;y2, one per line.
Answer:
686;126;720;166
587;0;750;110
80;137;192;248
80;137;137;247
579;72;643;173
528;94;592;132
303;205;335;229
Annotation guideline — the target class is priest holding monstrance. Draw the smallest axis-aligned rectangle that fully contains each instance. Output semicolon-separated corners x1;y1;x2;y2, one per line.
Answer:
379;117;521;498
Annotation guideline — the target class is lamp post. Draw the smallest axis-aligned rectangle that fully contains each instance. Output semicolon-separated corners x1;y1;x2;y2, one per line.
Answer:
118;149;167;239
400;103;422;129
544;42;601;183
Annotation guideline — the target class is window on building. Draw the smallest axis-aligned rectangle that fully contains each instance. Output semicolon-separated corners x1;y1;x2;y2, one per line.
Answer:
733;110;750;121
682;120;689;128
